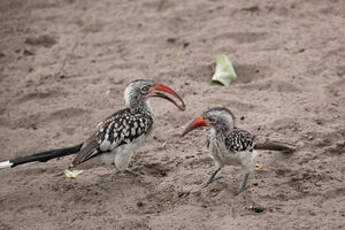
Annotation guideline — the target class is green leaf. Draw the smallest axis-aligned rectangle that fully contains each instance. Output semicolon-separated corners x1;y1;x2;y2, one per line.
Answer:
64;169;84;179
212;55;237;86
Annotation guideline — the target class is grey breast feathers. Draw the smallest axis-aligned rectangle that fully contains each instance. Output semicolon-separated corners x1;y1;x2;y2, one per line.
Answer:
71;108;153;167
224;128;255;153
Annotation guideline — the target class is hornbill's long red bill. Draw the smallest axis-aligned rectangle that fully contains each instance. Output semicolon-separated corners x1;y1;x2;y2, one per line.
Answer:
181;116;207;137
150;84;185;111
0;82;186;170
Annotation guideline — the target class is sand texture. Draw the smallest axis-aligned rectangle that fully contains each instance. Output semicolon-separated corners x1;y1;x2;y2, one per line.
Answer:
1;0;345;229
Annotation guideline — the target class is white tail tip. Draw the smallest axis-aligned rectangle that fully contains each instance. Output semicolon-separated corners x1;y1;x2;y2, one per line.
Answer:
0;160;13;169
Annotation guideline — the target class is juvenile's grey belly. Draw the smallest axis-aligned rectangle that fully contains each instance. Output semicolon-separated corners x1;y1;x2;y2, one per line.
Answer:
209;141;243;166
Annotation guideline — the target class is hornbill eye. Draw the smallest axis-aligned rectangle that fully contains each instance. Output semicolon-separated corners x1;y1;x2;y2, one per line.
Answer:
141;86;150;94
208;117;216;123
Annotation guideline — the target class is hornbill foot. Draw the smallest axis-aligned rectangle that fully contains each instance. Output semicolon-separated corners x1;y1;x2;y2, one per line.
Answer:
125;168;144;177
234;173;250;196
202;178;215;189
234;185;248;196
255;164;268;172
201;167;222;189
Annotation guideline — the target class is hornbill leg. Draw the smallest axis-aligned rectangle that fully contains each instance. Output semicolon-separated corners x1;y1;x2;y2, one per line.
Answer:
202;167;222;188
234;173;249;196
125;168;144;177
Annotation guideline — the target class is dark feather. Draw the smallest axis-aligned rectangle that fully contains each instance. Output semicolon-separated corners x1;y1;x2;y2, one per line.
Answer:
70;108;153;167
224;128;255;152
71;136;100;167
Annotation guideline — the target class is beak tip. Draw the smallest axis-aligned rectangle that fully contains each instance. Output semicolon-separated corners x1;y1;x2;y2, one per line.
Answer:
154;84;185;111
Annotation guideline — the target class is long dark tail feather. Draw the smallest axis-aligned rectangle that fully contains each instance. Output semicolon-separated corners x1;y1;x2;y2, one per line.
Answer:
255;141;296;153
0;143;83;169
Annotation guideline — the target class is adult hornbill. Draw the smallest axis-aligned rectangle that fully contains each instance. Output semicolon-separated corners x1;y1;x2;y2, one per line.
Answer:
0;79;185;175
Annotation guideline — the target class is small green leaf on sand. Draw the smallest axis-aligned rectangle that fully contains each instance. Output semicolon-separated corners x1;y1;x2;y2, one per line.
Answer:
64;169;84;179
212;55;237;86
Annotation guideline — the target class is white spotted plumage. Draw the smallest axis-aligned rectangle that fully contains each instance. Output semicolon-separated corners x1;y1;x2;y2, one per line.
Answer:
183;107;257;194
70;80;156;170
69;79;185;172
207;127;256;173
70;107;153;169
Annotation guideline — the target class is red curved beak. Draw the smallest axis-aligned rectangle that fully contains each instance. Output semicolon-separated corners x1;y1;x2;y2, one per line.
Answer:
150;84;186;111
181;116;207;137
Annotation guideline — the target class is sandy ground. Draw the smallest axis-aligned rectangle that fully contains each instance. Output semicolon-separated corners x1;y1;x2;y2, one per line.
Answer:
1;0;345;229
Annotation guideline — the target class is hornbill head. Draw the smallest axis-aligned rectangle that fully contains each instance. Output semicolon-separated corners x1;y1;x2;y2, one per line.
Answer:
181;107;235;137
124;79;185;111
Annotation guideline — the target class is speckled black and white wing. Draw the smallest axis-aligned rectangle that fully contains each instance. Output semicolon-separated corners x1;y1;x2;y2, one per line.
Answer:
71;108;153;167
224;128;255;153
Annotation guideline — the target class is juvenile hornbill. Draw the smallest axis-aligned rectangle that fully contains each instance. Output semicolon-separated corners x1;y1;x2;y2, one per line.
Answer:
181;107;258;195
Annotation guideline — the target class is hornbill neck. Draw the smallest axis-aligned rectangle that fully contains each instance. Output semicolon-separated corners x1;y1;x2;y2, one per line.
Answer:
124;86;152;114
127;97;153;115
212;123;234;137
215;121;234;132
